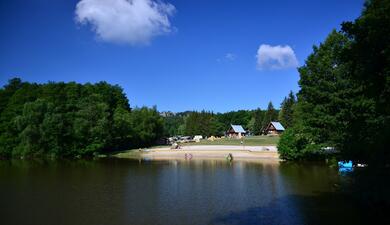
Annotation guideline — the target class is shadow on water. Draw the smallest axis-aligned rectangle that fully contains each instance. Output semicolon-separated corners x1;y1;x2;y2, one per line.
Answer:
210;193;368;225
211;168;390;225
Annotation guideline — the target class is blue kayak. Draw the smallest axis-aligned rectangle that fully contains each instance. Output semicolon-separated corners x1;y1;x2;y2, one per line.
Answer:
338;161;353;172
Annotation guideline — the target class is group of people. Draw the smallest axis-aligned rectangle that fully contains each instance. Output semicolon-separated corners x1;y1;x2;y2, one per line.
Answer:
171;142;181;149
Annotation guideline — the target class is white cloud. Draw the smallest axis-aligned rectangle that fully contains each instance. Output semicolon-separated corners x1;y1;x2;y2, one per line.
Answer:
217;53;237;62
75;0;175;45
256;44;298;70
225;53;236;61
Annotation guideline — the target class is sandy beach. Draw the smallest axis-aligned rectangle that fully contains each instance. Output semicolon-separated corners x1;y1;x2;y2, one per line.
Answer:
115;145;280;161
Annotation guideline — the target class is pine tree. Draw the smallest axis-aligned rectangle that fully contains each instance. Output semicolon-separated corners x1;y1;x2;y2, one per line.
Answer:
252;108;264;135
278;91;296;128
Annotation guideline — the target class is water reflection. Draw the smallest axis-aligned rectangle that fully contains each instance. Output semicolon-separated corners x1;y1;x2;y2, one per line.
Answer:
0;159;369;225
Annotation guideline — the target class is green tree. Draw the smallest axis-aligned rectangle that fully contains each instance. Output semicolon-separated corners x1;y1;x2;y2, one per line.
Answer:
184;111;221;137
297;30;351;147
251;108;264;135
162;112;186;137
113;106;133;148
14;99;49;157
278;30;352;160
129;107;164;147
278;91;296;128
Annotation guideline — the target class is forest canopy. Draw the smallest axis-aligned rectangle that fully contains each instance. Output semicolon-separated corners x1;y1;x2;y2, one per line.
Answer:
0;79;163;159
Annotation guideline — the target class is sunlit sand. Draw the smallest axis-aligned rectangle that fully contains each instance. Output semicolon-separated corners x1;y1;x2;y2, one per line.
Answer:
115;145;280;161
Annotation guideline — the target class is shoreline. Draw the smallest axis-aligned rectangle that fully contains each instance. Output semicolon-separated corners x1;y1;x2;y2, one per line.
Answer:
114;145;280;161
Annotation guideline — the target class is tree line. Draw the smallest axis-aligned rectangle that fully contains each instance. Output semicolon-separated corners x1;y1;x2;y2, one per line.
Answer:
0;79;163;159
278;0;390;167
0;78;295;159
162;98;296;137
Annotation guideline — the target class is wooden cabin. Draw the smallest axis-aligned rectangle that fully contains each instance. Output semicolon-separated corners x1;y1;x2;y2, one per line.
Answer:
264;122;285;135
226;125;246;138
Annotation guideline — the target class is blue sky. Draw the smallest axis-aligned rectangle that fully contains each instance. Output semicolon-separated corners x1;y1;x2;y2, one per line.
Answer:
0;0;364;112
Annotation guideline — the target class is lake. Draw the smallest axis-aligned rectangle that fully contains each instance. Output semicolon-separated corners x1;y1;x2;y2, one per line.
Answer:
0;158;373;225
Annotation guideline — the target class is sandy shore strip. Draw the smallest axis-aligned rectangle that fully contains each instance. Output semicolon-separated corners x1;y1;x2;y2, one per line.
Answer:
115;145;280;160
172;145;277;152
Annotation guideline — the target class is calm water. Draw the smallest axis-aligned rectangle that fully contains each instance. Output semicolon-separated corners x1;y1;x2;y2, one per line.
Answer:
0;159;370;225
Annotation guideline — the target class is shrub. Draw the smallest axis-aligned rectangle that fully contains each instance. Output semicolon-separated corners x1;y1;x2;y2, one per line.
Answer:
278;128;324;160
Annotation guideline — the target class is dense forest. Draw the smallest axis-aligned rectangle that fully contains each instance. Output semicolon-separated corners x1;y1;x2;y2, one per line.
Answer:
0;79;163;159
278;0;390;167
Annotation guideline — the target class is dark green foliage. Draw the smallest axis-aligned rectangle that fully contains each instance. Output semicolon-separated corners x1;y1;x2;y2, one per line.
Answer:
184;111;222;137
129;107;164;147
278;91;296;128
339;0;390;165
215;110;253;132
162;110;260;137
162;111;187;137
278;127;324;161
279;0;390;166
161;108;277;137
279;30;352;160
0;79;163;159
277;128;304;160
299;30;351;145
251;108;264;135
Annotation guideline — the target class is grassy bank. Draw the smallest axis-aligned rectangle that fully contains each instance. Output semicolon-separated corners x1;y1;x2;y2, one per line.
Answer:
182;135;279;146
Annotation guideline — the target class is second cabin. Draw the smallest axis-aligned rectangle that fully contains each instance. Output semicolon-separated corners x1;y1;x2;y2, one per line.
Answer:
263;121;285;135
